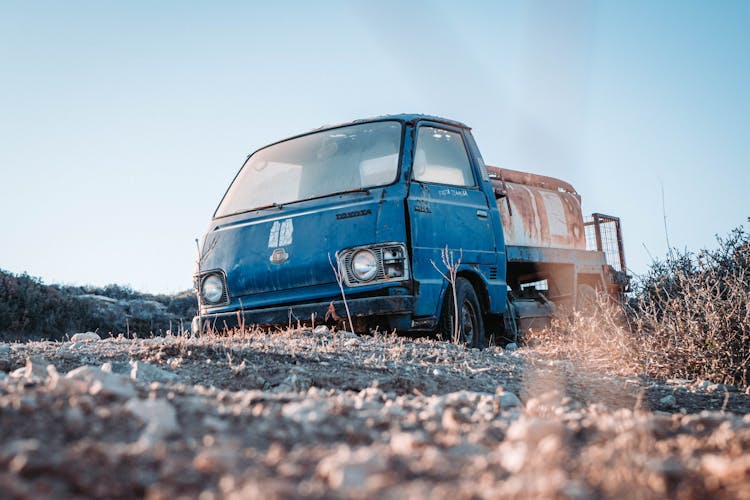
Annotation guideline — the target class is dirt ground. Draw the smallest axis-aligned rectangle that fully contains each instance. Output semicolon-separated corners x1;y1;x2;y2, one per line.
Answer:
2;328;750;499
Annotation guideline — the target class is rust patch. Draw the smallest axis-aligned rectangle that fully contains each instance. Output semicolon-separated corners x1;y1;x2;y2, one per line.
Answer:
491;165;585;250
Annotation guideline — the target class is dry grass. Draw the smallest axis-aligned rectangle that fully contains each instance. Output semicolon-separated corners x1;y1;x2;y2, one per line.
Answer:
633;228;750;386
527;227;750;387
524;296;642;377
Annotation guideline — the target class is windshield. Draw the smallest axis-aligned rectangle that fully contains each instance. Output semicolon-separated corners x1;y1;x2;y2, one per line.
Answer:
215;121;403;218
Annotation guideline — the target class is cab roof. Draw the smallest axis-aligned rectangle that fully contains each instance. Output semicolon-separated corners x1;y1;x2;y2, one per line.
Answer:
252;114;470;156
338;114;469;130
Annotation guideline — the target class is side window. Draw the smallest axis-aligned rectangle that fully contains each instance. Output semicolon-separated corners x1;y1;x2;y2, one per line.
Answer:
412;126;475;187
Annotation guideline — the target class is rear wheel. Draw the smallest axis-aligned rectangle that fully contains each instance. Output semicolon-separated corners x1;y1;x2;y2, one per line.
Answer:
441;278;486;348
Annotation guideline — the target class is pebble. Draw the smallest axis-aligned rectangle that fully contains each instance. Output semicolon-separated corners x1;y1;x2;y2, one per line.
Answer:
317;446;387;491
66;365;136;399
275;373;312;393
70;332;101;342
13;356;50;383
64;406;85;432
282;399;329;424
390;431;426;454
129;360;180;383
497;390;523;410
313;325;330;335
507;417;564;444
100;361;131;375
659;394;677;409
125;398;179;442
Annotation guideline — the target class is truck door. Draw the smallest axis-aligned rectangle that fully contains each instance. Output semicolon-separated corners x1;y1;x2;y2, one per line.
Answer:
406;123;497;318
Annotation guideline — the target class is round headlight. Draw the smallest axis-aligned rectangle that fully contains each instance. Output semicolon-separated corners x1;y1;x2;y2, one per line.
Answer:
351;250;378;281
201;274;224;304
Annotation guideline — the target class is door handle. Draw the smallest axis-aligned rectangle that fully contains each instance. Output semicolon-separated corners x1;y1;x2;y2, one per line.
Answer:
476;209;488;219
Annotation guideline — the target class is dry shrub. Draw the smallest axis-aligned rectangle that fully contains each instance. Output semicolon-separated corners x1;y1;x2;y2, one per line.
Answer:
633;227;750;386
525;295;642;376
528;227;750;386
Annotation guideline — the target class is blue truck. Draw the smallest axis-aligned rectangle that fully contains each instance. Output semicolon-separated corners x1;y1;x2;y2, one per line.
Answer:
192;114;627;346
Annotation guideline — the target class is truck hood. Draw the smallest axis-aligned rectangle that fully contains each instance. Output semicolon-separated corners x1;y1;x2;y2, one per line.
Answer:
198;187;407;308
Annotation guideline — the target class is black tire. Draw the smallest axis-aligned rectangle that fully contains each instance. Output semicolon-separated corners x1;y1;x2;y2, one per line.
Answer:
441;278;486;348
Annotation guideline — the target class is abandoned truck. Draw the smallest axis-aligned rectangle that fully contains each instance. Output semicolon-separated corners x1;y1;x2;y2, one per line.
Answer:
192;114;627;346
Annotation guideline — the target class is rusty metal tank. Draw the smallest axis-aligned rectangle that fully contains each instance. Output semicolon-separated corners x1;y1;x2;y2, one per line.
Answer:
488;166;586;250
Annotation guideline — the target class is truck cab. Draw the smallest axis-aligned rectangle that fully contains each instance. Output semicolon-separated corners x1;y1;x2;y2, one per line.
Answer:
193;115;509;345
193;114;626;346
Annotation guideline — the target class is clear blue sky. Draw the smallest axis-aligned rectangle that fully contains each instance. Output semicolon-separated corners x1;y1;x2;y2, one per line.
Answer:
1;1;748;294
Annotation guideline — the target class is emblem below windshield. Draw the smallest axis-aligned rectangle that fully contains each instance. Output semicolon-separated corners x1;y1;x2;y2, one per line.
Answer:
270;248;289;264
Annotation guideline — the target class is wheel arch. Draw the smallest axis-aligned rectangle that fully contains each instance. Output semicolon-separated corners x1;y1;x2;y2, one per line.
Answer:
435;270;490;319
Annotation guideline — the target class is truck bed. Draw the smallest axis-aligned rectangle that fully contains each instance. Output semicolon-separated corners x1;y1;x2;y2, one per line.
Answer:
506;245;607;274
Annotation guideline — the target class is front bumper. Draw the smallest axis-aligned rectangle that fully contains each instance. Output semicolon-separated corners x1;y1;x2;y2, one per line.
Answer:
193;295;415;332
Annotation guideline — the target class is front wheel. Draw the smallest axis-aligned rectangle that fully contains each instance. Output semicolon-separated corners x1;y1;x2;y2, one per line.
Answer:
442;278;486;348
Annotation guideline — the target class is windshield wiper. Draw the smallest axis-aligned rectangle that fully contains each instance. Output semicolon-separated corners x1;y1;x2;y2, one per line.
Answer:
295;188;372;205
251;202;284;212
336;187;371;196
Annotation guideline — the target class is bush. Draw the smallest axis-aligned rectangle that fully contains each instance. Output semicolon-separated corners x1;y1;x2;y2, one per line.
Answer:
0;271;90;340
633;227;750;386
527;227;750;386
0;269;198;341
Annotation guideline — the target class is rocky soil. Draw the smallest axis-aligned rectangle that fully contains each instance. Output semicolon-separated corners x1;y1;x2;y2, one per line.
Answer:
2;328;750;499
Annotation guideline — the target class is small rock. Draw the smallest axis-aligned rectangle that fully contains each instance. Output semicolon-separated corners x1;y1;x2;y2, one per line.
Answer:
1;438;40;460
275;373;312;392
659;394;677;409
507;417;564;445
313;325;330;335
505;343;518;351
129;360;180;383
390;431;425;454
441;407;463;431
45;364;60;383
499;441;528;473
496;389;523;410
101;361;131;375
1;439;43;474
666;378;692;386
70;332;101;342
317;446;387;491
282;399;329;423
14;356;50;383
202;415;229;433
56;347;78;360
125;398;179;442
64;406;85;432
193;446;240;473
66;365;136;399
